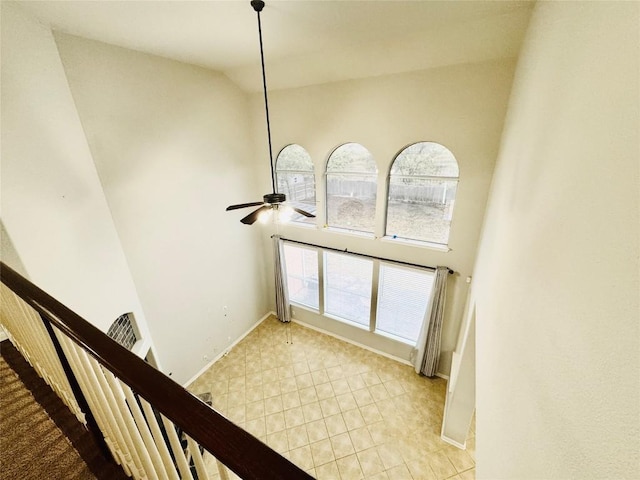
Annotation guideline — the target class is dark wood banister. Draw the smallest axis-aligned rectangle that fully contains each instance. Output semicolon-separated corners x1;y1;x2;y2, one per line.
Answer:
0;262;314;480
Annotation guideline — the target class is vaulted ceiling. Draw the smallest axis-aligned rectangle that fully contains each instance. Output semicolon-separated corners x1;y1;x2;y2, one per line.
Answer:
15;0;534;92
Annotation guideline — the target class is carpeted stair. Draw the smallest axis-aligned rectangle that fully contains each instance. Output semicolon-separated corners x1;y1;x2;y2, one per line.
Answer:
0;340;128;479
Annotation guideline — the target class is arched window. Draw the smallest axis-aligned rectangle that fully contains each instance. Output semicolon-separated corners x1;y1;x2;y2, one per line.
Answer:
386;142;459;245
275;144;316;225
326;143;377;233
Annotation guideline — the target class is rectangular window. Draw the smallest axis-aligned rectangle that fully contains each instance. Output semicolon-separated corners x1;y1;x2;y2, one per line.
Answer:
281;241;441;349
284;244;319;310
324;252;372;327
326;173;377;233
376;264;434;342
386;178;457;245
277;172;316;224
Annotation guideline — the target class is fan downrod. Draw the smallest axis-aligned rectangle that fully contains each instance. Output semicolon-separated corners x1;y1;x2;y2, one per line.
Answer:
225;1;315;224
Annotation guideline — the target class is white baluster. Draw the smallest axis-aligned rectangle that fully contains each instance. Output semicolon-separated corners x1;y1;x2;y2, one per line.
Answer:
87;354;147;478
119;380;171;479
216;458;231;480
139;397;180;480
160;414;195;480
57;335;129;474
104;369;159;480
185;435;211;480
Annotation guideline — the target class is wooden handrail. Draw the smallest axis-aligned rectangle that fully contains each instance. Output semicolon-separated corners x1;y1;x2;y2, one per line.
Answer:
0;262;313;480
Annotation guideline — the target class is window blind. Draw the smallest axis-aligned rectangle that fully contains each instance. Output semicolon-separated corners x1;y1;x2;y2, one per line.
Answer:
324;251;372;326
376;263;434;342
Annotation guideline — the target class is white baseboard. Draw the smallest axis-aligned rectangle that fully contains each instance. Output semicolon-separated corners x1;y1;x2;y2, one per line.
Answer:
0;328;8;343
441;434;466;450
291;315;452;381
289;312;450;378
182;312;271;388
183;311;451;387
290;316;413;367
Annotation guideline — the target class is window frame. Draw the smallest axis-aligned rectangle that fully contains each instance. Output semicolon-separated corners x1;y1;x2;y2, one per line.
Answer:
384;141;459;247
322;250;374;329
283;240;436;347
374;261;435;343
325;143;378;235
275;144;316;226
283;242;320;311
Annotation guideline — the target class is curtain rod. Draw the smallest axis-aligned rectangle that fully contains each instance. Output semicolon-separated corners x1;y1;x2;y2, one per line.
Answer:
273;236;454;274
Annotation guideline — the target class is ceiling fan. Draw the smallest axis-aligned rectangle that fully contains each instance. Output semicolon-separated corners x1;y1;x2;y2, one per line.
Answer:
226;0;315;225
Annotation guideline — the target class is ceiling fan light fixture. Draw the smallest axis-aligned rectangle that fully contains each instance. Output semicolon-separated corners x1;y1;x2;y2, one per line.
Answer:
263;193;286;204
258;209;273;224
225;1;316;226
277;205;295;224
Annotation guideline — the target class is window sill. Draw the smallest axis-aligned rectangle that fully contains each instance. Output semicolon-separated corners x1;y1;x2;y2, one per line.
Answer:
374;329;417;347
381;236;451;252
289;300;319;314
324;226;375;239
323;312;371;332
279;220;317;229
295;307;418;348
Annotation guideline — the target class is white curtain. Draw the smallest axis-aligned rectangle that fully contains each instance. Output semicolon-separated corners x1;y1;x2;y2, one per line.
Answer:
413;266;449;377
272;235;291;323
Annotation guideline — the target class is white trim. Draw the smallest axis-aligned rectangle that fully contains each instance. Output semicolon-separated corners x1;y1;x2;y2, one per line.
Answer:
182;312;271;388
441;434;466;450
131;337;151;360
289;299;320;314
280;220;317;229
291;316;413;367
182;310;451;387
391;175;459;182
323;226;376;239
291;303;451;378
322;312;370;333
380;235;451;252
0;327;8;342
373;328;418;347
440;368;469;450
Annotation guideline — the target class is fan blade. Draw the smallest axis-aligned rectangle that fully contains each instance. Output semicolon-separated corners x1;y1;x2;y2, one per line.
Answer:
226;201;264;211
241;205;272;225
292;207;316;218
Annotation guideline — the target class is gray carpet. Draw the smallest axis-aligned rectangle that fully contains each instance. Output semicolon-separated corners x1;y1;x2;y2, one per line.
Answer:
0;340;128;479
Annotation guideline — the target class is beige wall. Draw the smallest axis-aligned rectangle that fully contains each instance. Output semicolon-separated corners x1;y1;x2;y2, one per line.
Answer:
474;1;640;477
252;59;516;374
54;33;270;384
0;4;152;347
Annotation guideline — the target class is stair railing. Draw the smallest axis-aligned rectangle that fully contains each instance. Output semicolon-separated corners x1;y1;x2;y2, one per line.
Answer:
0;262;313;480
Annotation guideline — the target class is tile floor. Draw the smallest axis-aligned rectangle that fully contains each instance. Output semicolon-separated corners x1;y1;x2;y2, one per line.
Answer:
188;316;475;479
